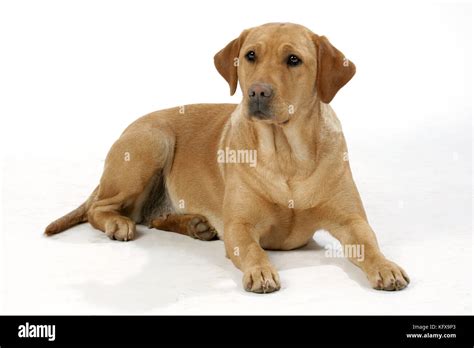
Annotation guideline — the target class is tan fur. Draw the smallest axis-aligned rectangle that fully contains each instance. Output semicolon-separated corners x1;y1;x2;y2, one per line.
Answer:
45;23;409;293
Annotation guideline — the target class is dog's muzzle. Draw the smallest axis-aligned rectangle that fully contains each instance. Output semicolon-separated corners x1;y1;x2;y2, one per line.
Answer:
248;83;273;119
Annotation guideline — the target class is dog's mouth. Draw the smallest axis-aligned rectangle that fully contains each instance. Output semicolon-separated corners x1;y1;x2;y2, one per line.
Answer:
248;99;273;119
251;110;271;119
247;101;290;125
249;115;290;127
247;110;290;126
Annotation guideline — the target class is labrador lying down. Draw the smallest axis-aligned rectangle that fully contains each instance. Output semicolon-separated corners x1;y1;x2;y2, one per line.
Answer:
45;23;410;293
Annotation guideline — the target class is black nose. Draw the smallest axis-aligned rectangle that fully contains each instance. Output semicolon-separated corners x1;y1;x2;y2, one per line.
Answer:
248;83;273;100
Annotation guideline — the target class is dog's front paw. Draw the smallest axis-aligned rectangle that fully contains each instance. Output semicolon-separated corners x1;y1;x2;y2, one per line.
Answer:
243;264;281;294
105;216;135;241
365;259;410;291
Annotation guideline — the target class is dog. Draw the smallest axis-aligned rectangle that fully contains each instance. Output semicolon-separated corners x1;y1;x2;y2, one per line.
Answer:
45;22;410;293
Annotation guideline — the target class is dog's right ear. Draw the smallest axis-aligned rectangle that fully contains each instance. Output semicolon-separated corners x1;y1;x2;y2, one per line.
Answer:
214;30;249;96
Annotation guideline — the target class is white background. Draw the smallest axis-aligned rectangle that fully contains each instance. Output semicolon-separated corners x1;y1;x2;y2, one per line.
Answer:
0;0;472;314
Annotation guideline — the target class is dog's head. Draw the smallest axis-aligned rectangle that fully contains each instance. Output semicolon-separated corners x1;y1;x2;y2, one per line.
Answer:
214;23;356;125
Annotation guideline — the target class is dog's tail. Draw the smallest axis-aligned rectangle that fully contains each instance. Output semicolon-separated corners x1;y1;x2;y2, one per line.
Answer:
44;187;98;236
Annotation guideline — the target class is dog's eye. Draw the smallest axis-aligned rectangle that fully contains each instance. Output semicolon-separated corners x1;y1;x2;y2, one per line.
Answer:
287;55;302;67
245;51;256;62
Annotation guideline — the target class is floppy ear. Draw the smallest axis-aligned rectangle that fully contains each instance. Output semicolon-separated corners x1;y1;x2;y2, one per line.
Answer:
313;35;356;103
214;30;249;96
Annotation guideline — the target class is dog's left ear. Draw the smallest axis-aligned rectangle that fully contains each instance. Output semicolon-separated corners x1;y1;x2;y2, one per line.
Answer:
214;30;249;96
313;35;356;103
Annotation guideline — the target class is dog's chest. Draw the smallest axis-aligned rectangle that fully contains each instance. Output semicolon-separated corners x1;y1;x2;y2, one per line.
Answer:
258;167;328;211
259;203;321;250
255;168;333;250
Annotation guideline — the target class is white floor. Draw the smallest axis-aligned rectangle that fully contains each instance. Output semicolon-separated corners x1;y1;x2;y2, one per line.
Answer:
0;113;471;315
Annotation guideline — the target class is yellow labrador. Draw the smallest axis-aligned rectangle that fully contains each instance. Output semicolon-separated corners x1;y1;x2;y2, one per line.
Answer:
46;23;410;293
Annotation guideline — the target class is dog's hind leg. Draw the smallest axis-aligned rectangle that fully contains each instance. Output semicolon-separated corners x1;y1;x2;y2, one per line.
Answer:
87;126;174;241
149;214;218;241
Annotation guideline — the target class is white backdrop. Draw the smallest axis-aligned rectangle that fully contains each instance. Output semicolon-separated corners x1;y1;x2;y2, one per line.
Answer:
0;0;472;314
